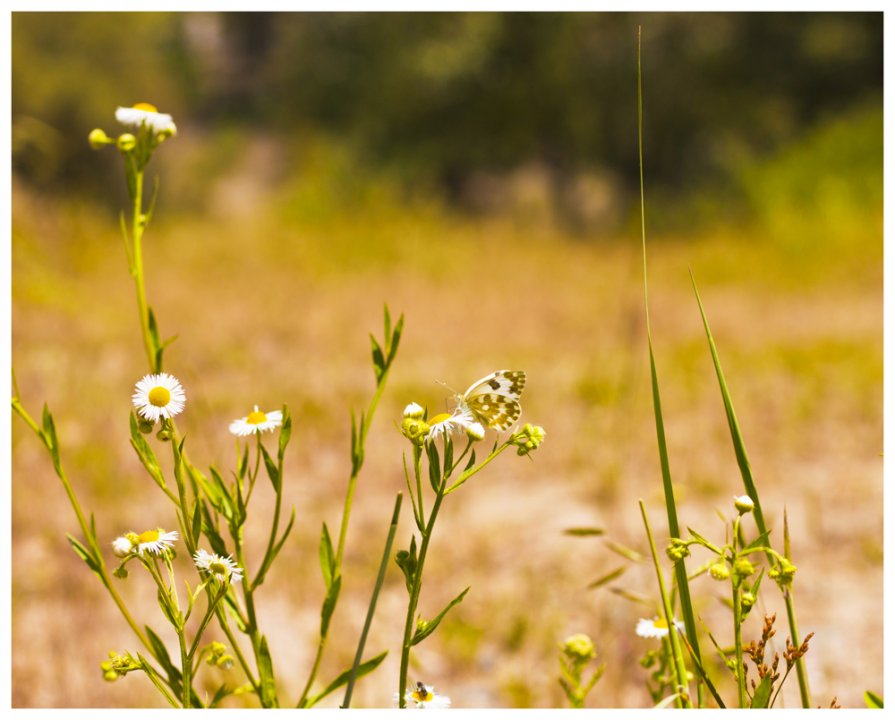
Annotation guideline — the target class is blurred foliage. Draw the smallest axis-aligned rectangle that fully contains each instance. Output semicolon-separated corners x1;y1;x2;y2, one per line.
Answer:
12;11;882;227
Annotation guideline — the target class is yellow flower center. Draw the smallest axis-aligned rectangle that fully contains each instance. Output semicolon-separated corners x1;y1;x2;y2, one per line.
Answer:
209;560;228;576
133;102;158;113
246;408;267;425
137;529;160;544
428;413;452;424
653;618;669;629
148;386;171;407
411;689;433;703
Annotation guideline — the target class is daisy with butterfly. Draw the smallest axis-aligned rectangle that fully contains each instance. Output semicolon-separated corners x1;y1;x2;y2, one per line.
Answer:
396;369;545;707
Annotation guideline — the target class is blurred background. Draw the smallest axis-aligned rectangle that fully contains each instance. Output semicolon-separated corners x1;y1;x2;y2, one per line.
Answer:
11;12;882;708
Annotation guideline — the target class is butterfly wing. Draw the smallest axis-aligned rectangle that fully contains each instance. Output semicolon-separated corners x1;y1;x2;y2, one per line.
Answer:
461;370;526;431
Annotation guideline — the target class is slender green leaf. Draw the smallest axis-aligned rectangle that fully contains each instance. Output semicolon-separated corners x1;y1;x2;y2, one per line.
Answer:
864;690;883;709
259;444;280;493
306;651;388;708
750;675;774;708
319;522;336;590
320;575;342;637
605;540;644;563
587;565;627;589
257;635;278;707
411;586;470;646
209;683;232;708
564;527;605;537
278;406;292;460
66;534;100;573
145;625;183;692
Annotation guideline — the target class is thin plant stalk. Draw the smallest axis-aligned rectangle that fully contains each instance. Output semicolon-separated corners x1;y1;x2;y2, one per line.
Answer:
639;500;692;708
343;493;403;708
398;478;447;708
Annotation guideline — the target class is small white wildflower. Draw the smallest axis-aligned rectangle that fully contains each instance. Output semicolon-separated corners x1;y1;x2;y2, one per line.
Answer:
395;682;452;709
229;405;283;436
132;373;186;422
130;528;179;557
426;409;476;441
115;102;176;136
193;549;243;584
636;616;684;639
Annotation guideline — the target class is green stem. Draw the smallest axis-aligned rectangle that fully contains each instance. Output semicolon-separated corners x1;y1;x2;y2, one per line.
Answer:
343;493;403;708
178;628;192;708
398;478;447;707
129;168;157;372
733;582;747;708
215;606;261;695
445;441;510;494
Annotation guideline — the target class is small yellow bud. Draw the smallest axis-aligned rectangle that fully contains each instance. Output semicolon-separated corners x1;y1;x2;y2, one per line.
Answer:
401;417;430;446
709;562;731;581
741;591;756;609
734;495;755;515
562;633;596;662
117;133;137;152
732;557;756;583
88;128;111;149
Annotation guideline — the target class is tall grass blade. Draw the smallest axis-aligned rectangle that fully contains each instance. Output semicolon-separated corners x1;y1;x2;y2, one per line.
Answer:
636;25;703;682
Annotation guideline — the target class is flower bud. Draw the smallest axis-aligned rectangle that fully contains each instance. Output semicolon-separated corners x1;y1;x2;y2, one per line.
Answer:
709;561;731;581
741;591;756;610
112;536;133;558
403;402;425;420
466;422;486;441
88;128;111;149
562;633;596;662
666;538;691;562
400;417;429;446
734;495;755;515
769;558;797;587
138;419;155;434
117;133;137;152
732;557;756;583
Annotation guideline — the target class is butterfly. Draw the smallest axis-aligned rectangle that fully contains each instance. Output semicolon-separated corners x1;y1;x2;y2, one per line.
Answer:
454;369;526;431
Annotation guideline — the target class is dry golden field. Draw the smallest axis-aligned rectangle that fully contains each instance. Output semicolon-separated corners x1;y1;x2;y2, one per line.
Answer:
11;136;882;708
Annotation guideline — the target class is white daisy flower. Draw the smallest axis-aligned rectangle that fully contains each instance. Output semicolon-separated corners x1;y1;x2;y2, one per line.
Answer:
132;373;186;422
229;405;283;436
193;549;243;585
130;528;179;557
115;102;177;136
426;409;476;441
395;682;451;709
636;616;685;639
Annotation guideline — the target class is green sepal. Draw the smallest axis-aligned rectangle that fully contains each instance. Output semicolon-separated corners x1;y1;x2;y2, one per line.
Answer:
750;674;773;708
410;586;470;646
319;522;336;590
303;650;388;708
320;575;342;637
257;634;279;707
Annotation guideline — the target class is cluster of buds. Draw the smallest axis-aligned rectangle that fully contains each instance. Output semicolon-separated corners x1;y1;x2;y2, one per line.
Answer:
511;423;546;456
205;641;235;671
666;537;691;562
100;651;141;682
769;557;797;588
